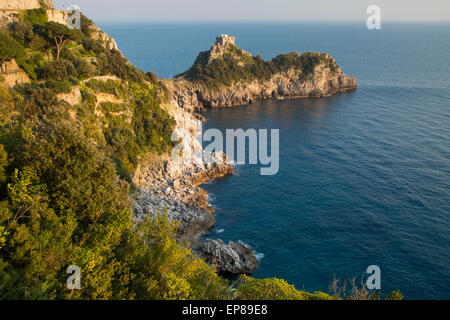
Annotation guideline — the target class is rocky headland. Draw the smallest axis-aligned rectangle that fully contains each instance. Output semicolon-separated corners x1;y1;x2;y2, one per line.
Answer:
164;34;357;113
134;35;358;274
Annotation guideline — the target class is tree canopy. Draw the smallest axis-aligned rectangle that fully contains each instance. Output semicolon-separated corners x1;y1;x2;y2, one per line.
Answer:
0;32;25;61
36;22;80;60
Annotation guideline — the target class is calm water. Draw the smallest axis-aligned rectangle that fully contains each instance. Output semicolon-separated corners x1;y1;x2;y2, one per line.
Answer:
100;22;450;299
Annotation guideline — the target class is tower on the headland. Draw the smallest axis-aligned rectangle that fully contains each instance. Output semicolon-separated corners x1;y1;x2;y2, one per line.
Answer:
215;34;236;46
208;34;252;63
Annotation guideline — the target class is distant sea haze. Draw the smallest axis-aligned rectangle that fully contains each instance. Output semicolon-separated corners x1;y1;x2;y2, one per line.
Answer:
101;22;450;299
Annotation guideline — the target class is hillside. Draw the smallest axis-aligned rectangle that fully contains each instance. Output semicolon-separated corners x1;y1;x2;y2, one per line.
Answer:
0;1;401;300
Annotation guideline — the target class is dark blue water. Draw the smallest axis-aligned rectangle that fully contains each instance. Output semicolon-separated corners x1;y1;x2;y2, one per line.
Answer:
100;22;450;299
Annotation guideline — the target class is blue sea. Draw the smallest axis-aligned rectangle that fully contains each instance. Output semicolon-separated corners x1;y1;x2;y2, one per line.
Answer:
100;22;450;299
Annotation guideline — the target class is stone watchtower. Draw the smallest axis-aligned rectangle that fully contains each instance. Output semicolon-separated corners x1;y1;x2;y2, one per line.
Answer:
208;34;252;63
215;34;236;46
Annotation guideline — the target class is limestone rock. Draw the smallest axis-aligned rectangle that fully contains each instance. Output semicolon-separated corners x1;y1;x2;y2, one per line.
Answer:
1;59;30;87
164;37;357;111
191;239;258;274
56;86;82;106
0;0;53;10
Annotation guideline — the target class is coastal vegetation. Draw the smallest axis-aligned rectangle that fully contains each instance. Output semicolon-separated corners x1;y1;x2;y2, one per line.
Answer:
176;42;339;90
0;4;398;300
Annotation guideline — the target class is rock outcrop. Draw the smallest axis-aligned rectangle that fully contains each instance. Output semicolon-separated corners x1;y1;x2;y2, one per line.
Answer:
191;239;258;274
132;152;233;238
167;66;357;112
0;0;118;51
87;23;119;51
130;97;256;274
0;0;53;10
165;36;357;112
0;0;65;28
1;59;30;87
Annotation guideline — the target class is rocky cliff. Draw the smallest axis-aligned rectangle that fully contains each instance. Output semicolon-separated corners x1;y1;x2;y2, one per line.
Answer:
166;35;357;112
0;0;118;51
0;0;53;10
191;239;258;274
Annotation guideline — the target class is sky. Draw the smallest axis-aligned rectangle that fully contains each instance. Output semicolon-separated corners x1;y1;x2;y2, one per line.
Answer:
52;0;450;22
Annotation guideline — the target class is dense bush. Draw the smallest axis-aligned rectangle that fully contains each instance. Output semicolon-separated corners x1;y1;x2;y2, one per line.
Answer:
38;60;77;81
19;8;48;26
45;79;72;94
178;45;339;89
93;82;176;178
82;37;104;54
0;115;130;299
97;49;148;82
235;275;334;300
34;22;80;60
73;58;96;78
0;111;226;299
12;83;58;118
9;21;34;44
0;32;25;68
85;79;125;96
80;14;95;37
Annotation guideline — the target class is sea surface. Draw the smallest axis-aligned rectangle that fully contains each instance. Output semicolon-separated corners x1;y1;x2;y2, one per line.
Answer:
100;22;450;299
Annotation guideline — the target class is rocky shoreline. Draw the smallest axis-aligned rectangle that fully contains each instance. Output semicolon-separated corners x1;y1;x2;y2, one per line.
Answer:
163;36;357;113
132;153;233;239
165;65;357;113
132;35;358;275
131;151;261;274
131;99;260;274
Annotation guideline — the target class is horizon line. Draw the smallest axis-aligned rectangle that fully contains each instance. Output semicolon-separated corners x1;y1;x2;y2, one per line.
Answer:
94;19;450;24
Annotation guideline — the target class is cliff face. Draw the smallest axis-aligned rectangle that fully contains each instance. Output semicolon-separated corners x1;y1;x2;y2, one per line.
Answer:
0;0;53;10
0;1;118;50
167;67;357;111
1;0;64;29
166;36;357;112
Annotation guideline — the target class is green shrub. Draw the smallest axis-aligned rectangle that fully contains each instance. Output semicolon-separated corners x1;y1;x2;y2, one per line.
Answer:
34;22;80;60
12;83;60;118
97;50;147;82
178;47;340;90
0;32;25;66
146;71;158;83
38;60;77;81
45;79;72;94
20;8;48;26
16;57;37;80
82;37;104;54
9;21;34;44
28;32;50;50
73;58;96;78
85;79;125;96
235;275;335;300
80;86;97;105
80;14;95;37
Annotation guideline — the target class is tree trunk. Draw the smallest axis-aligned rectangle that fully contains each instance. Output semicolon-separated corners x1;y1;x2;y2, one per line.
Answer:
55;36;62;61
0;60;6;74
55;36;68;61
56;45;61;61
